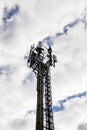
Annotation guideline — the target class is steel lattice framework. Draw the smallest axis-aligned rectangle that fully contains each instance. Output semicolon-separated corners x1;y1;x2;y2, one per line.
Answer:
27;41;57;130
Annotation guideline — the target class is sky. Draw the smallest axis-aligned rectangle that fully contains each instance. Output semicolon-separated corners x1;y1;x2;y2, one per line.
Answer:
0;0;87;130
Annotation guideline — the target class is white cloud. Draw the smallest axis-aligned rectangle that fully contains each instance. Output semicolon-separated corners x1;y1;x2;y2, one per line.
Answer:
54;97;87;130
52;21;87;102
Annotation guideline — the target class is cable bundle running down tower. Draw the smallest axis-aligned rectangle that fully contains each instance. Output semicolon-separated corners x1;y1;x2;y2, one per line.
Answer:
27;41;57;130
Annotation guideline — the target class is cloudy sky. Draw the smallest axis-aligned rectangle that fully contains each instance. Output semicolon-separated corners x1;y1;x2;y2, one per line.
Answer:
0;0;87;130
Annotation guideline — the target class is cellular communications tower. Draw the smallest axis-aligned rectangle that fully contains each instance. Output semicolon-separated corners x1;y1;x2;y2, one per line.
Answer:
27;41;57;130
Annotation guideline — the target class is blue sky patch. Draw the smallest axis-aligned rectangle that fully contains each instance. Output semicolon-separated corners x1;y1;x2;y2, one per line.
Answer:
27;110;35;114
56;32;64;36
43;36;53;46
24;55;28;60
63;19;79;34
53;103;65;112
42;18;86;46
23;72;34;84
53;91;87;112
0;65;11;76
2;5;19;23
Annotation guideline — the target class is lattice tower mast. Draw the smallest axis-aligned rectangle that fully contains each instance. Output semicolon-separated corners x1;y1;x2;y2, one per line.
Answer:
27;41;57;130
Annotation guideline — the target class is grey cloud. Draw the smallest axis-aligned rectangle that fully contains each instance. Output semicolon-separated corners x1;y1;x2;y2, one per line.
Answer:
78;123;87;130
10;118;27;129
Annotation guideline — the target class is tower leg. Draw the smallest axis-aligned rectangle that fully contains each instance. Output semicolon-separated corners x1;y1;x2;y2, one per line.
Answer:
36;62;44;130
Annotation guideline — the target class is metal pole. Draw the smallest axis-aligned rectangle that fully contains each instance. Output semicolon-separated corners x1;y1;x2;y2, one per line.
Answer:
36;62;44;130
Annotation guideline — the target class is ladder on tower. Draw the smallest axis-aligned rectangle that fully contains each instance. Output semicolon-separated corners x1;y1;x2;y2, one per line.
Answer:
44;68;54;130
